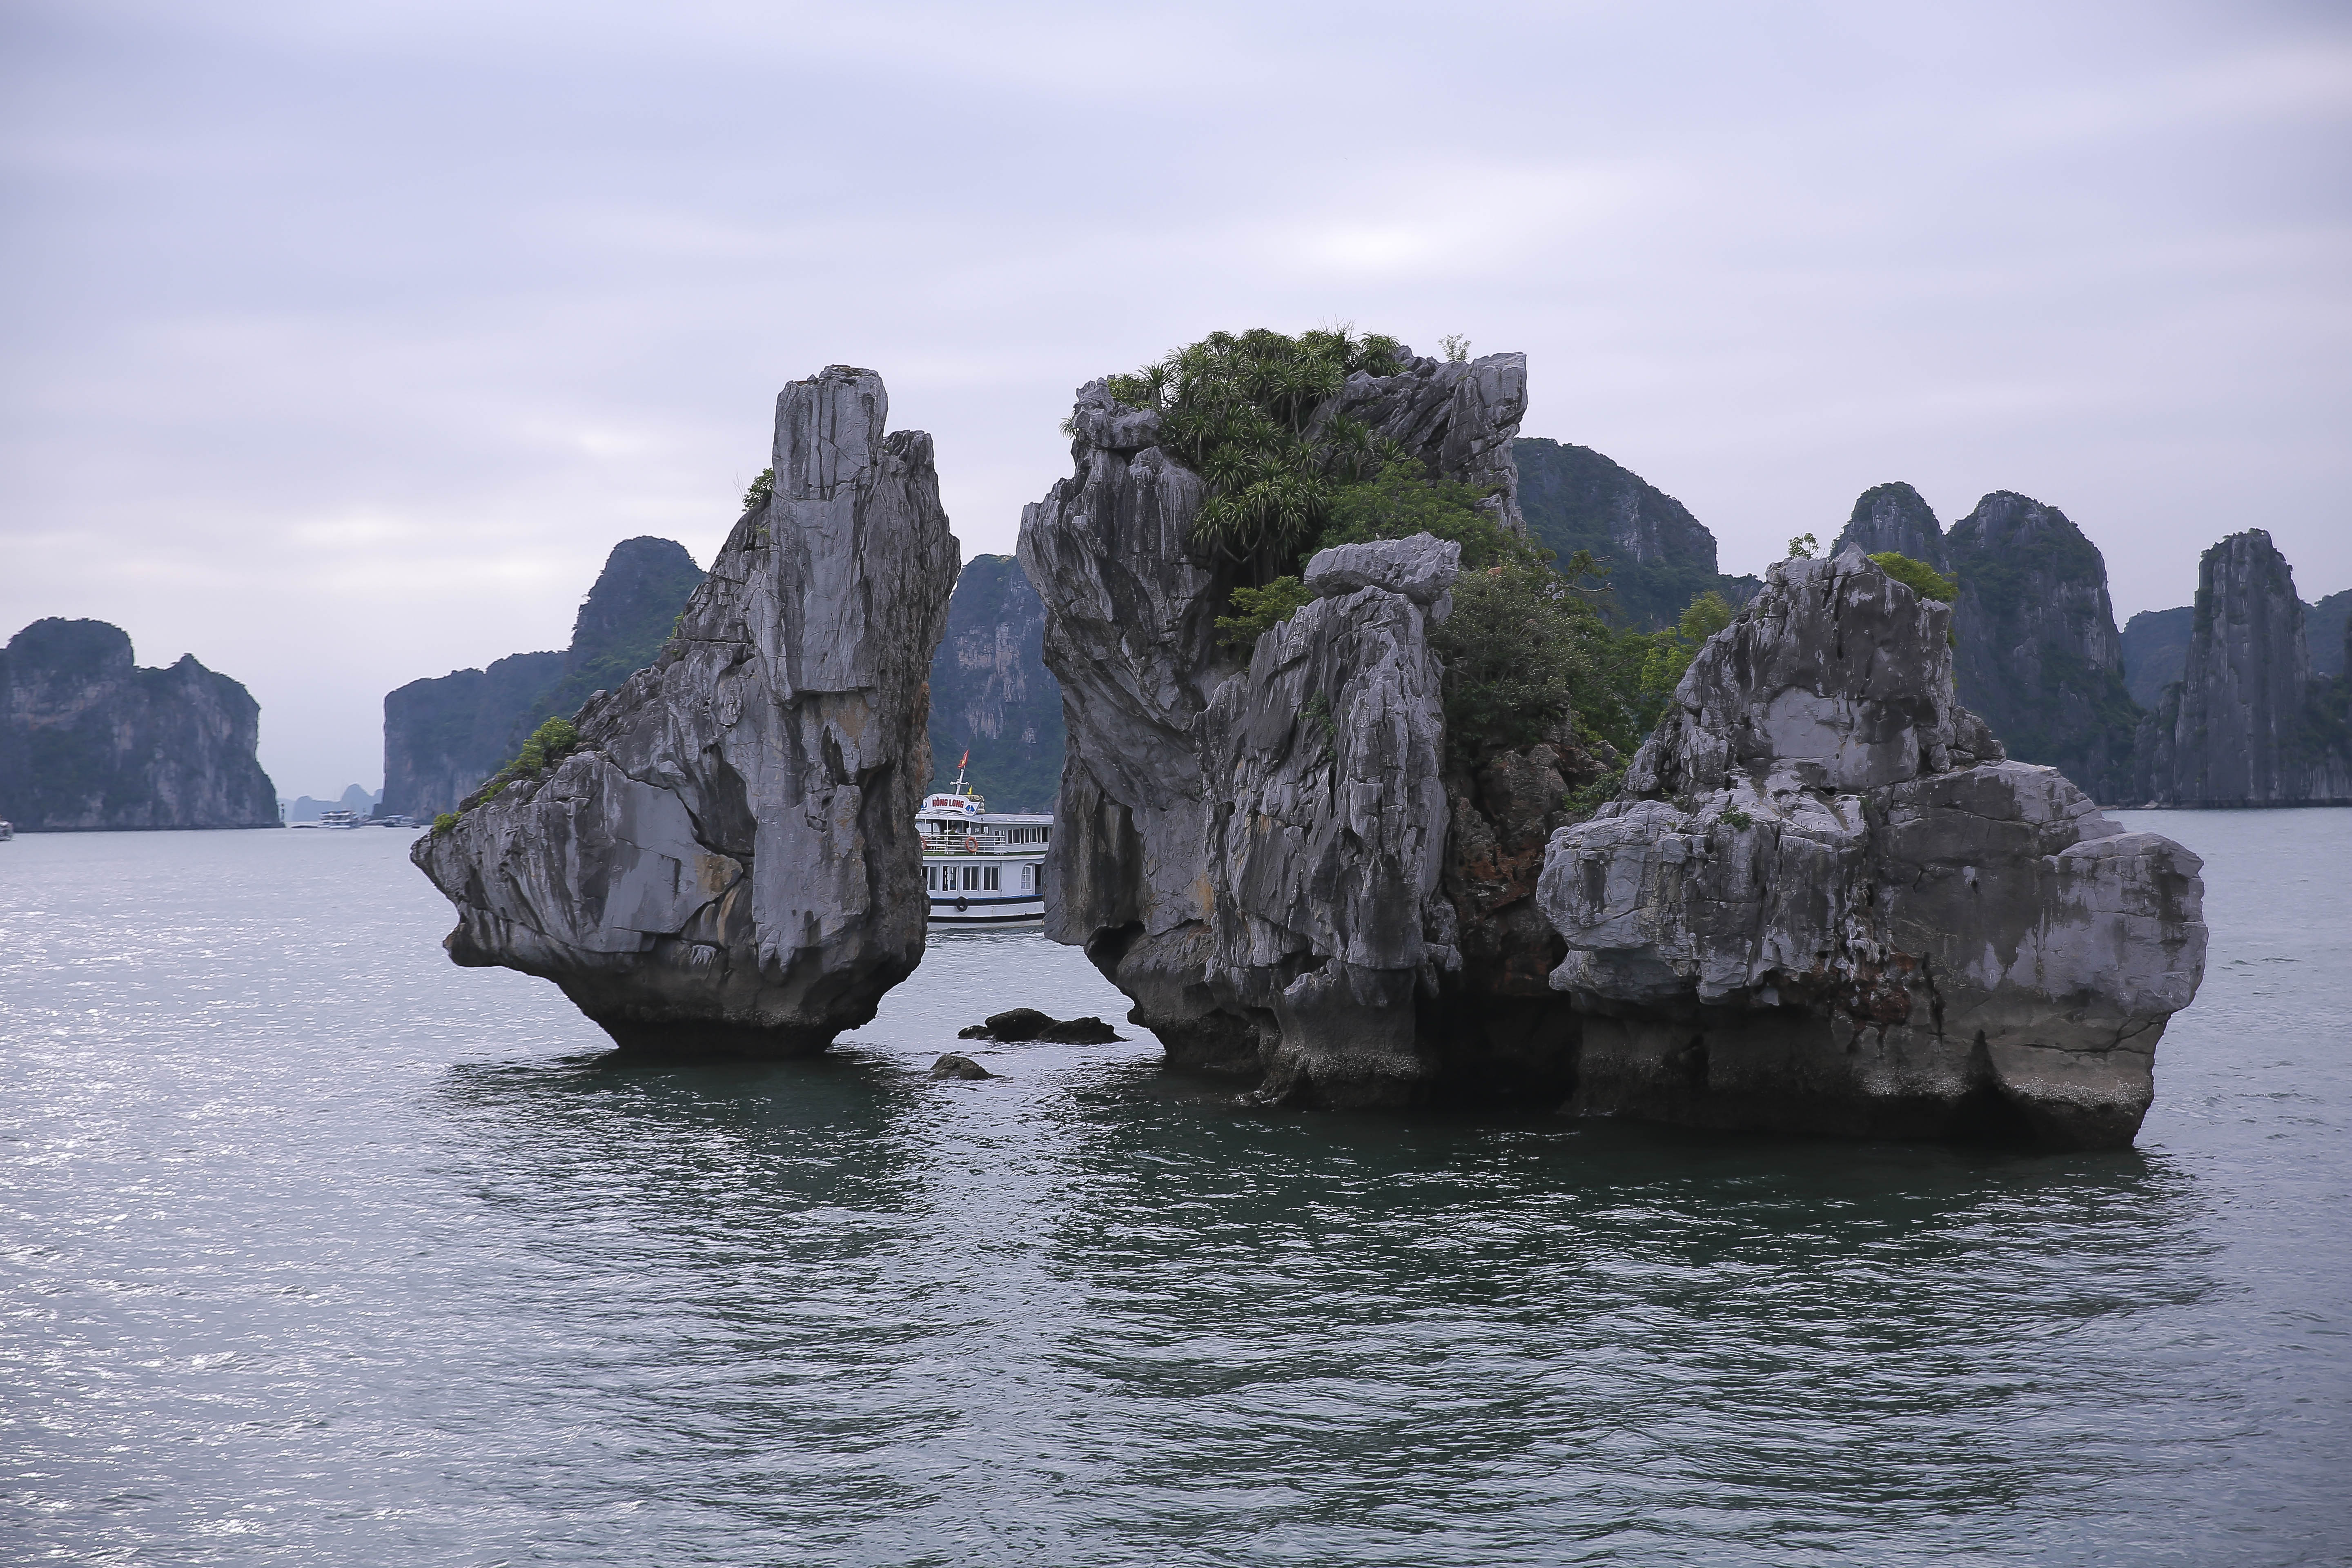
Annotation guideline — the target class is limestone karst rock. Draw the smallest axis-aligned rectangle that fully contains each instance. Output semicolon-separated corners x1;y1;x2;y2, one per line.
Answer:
925;553;1062;811
382;537;704;819
2135;529;2352;806
1022;349;1537;1104
1833;481;1947;568
1512;437;1760;630
2312;588;2352;680
1314;354;1529;530
412;367;957;1054
1200;534;1459;1102
1538;552;2207;1149
0;618;278;830
382;651;565;820
2120;605;2195;709
1831;487;2140;803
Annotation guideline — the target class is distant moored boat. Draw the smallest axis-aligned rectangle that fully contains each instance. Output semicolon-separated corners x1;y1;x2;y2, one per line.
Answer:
917;758;1049;926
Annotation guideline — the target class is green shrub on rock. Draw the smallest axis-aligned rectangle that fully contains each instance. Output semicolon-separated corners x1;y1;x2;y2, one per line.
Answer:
1867;551;1957;603
1638;590;1736;701
1215;577;1316;655
743;467;775;513
1105;327;1405;576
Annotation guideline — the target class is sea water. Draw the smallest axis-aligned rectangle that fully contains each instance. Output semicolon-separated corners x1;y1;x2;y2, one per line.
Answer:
1;812;2345;1566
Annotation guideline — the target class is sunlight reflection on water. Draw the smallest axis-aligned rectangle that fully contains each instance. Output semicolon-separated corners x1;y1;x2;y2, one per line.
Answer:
1;814;2345;1565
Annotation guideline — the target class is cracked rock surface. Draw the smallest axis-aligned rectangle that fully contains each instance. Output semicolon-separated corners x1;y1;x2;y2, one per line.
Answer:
1021;350;1526;1105
1538;552;2207;1148
413;366;957;1055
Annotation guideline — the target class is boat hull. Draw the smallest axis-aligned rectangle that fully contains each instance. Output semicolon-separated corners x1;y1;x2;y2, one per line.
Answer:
927;891;1045;925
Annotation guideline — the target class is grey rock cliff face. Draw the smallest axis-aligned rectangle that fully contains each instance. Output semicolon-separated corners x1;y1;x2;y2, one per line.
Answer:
1022;352;1529;1104
1832;487;2141;802
2310;588;2351;680
1313;353;1528;530
2120;606;2194;709
925;554;1062;811
1942;492;2140;803
1539;553;2207;1150
2136;530;2352;806
382;651;564;819
0;619;278;830
1832;481;1947;568
1201;537;1458;1102
413;368;957;1054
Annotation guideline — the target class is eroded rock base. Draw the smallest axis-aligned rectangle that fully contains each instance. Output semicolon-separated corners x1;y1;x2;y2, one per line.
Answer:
1566;1011;2140;1148
588;1015;842;1060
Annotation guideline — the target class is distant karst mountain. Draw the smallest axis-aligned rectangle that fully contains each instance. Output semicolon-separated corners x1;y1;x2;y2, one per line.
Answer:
381;537;704;818
0;618;279;830
924;554;1062;812
2135;530;2352;806
2120;606;2196;709
2121;586;2344;708
1510;437;1761;629
284;784;381;824
1831;484;2140;802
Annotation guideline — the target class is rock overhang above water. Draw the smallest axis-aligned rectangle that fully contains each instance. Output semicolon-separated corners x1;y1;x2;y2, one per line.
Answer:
1539;552;2207;1149
412;365;958;1058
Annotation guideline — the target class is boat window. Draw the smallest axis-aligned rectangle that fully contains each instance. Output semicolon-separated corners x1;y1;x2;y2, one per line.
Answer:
1021;865;1034;891
984;866;1000;891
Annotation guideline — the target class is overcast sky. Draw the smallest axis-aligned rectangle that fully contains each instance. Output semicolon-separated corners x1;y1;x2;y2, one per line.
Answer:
4;0;2347;796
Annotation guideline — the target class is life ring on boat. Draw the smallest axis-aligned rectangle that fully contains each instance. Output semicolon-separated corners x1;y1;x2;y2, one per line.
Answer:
963;835;980;853
955;895;969;912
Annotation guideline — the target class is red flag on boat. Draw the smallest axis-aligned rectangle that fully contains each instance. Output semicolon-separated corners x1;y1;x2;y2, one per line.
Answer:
958;749;969;768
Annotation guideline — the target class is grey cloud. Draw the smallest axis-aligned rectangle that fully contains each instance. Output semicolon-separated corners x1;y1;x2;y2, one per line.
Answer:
2;0;2345;792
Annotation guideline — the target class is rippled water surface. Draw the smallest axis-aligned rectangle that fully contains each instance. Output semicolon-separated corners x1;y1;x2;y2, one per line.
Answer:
2;813;2347;1565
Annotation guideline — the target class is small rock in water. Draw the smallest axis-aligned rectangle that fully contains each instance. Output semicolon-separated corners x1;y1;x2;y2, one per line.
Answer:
981;1007;1055;1042
1038;1016;1120;1043
930;1054;993;1080
955;1024;992;1040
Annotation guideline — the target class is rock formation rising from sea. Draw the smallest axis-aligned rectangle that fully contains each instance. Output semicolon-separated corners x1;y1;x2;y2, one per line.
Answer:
1830;486;2140;803
1026;350;2209;1147
382;537;705;818
1022;350;1539;1103
1540;551;2208;1149
2134;529;2352;806
0;618;279;830
412;367;957;1055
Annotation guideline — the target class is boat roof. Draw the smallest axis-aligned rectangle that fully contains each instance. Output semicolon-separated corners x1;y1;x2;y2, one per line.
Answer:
918;811;1053;826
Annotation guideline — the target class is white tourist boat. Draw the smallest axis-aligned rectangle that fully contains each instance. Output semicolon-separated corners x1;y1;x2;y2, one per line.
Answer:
296;809;364;830
918;757;1049;926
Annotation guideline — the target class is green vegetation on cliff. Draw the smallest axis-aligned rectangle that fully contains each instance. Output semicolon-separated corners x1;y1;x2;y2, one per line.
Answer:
1868;552;1957;602
1209;445;1695;769
1105;327;1405;577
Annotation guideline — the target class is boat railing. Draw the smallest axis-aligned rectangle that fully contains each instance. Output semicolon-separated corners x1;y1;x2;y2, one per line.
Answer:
917;826;1046;855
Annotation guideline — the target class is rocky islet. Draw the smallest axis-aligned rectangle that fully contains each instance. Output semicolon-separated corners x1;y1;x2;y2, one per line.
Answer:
412;366;957;1056
1017;347;2210;1145
383;343;2258;1149
0;618;278;831
2134;529;2352;807
1540;551;2207;1147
